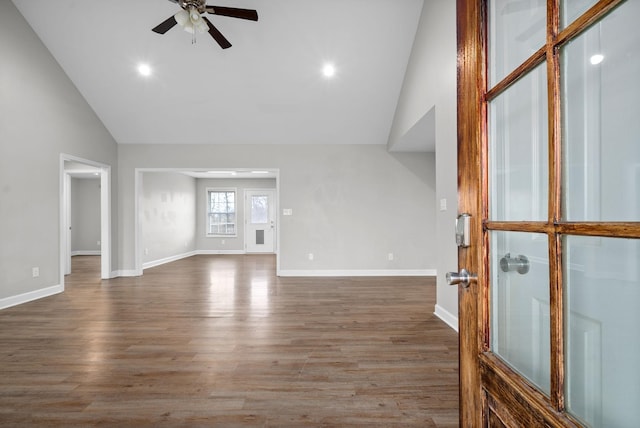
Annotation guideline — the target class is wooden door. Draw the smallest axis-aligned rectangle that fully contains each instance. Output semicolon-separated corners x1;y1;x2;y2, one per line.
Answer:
456;0;640;426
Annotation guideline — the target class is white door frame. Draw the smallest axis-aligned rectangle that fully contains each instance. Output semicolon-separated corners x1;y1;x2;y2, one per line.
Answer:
244;188;277;253
60;154;112;284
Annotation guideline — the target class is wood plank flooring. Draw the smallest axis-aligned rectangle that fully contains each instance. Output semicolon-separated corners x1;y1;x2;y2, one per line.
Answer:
0;255;459;427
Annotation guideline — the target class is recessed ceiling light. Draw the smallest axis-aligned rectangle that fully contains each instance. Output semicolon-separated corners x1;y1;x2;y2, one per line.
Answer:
590;54;604;65
322;63;336;78
137;63;152;77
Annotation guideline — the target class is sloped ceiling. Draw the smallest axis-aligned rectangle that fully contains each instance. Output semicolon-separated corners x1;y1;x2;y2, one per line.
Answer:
12;0;424;146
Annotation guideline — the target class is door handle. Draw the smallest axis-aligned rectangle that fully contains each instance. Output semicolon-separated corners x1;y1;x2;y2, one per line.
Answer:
499;253;530;274
446;269;478;288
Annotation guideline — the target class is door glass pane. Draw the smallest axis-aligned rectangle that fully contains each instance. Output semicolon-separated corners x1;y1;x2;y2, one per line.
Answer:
564;235;640;427
561;0;599;29
251;195;268;224
562;1;640;222
491;231;550;395
488;0;546;86
489;63;548;221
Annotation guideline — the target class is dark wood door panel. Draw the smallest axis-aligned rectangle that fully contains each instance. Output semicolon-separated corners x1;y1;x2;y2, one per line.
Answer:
481;356;580;428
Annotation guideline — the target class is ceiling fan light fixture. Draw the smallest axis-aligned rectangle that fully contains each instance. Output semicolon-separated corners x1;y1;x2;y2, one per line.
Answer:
175;8;208;34
152;1;258;49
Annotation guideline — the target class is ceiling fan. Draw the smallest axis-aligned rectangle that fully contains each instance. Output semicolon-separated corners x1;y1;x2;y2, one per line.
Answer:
152;0;258;49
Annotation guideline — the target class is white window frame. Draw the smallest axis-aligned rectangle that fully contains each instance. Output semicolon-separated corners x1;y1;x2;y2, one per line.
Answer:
206;188;237;237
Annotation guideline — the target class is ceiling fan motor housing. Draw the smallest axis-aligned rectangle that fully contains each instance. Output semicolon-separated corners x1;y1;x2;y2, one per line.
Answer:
179;0;207;14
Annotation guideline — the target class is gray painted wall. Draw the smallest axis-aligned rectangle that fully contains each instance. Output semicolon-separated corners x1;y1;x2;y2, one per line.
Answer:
71;178;101;253
0;1;118;302
388;0;459;326
118;145;436;275
196;178;277;253
141;172;197;265
1;0;445;310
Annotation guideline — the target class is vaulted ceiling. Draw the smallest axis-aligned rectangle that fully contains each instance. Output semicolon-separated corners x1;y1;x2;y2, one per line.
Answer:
13;0;424;147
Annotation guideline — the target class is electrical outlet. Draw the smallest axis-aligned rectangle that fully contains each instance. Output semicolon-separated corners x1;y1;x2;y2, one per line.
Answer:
221;239;226;245
32;267;39;278
97;240;101;246
308;253;314;261
440;198;447;211
388;253;394;261
144;248;149;255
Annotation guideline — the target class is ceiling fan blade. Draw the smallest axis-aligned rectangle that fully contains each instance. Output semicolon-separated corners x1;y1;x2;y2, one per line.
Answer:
152;15;178;34
205;6;258;21
203;17;232;49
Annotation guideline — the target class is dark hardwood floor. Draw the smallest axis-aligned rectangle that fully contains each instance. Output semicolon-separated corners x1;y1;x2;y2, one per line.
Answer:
0;255;459;427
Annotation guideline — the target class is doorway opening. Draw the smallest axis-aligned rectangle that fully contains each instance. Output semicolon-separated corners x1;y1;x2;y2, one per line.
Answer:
60;154;112;285
134;168;280;276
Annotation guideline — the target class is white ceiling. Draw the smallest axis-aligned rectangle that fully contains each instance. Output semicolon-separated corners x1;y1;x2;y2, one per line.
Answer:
13;0;424;147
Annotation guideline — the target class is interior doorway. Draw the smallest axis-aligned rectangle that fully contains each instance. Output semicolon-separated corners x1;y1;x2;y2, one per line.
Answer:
60;154;111;283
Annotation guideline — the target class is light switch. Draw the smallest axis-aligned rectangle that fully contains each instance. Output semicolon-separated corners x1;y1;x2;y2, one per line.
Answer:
283;209;293;216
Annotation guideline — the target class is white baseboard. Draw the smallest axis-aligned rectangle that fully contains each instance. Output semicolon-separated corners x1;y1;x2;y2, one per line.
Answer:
143;251;197;270
111;269;142;277
196;250;246;255
71;251;101;256
0;284;64;310
434;304;458;332
113;251;247;277
278;269;437;277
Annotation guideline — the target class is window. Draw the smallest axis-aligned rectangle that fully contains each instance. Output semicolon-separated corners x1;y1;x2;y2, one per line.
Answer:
206;189;236;236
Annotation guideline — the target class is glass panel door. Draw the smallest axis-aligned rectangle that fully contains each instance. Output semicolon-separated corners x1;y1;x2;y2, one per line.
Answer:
562;1;640;222
561;1;640;425
489;63;548;221
460;0;640;425
245;189;275;253
491;231;550;394
488;0;546;86
564;236;640;426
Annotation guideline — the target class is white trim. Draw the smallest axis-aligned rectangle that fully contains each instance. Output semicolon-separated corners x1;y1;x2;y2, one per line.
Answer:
0;284;63;310
111;269;141;278
434;304;459;332
60;154;112;284
63;173;71;275
71;251;102;256
244;188;277;254
143;251;197;270
205;187;238;238
142;250;251;271
275;170;281;276
134;170;143;280
99;166;111;280
196;250;246;255
112;255;436;279
278;269;437;277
